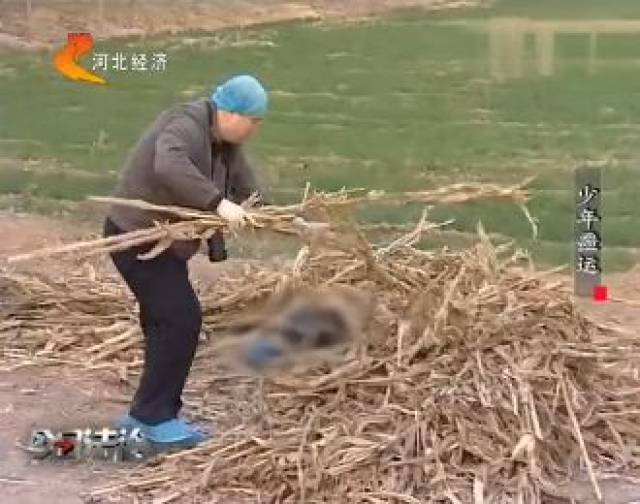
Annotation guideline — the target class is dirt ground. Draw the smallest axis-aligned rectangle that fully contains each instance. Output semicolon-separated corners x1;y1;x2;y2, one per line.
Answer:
0;0;485;50
1;211;640;503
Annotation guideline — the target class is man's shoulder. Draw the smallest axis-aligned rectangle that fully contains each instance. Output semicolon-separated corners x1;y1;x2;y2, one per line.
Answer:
157;98;210;139
172;97;210;126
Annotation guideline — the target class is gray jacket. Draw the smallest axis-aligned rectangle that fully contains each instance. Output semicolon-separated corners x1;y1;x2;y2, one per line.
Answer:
107;97;263;259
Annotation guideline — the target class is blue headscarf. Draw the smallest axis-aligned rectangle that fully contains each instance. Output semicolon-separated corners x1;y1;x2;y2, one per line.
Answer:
211;74;268;117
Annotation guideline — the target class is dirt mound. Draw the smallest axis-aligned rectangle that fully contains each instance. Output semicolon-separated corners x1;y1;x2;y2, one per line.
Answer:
0;0;486;49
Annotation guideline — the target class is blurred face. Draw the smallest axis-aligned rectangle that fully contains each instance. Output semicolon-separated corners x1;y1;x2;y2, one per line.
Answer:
216;110;263;144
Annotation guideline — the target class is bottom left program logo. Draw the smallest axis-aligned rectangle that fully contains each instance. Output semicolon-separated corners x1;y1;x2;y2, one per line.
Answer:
24;427;151;462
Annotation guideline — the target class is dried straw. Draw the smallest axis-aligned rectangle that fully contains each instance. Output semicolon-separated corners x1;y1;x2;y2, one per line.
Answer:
3;177;638;503
6;177;535;264
79;222;640;503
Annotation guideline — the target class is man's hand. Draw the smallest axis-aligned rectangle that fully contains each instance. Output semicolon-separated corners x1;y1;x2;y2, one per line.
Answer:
216;198;256;231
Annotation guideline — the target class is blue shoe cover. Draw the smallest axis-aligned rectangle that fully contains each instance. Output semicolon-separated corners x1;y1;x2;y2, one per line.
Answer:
145;418;209;444
116;414;209;444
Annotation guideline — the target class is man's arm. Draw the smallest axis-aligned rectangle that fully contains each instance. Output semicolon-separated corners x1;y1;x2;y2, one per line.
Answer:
207;149;266;262
229;148;271;206
154;115;223;211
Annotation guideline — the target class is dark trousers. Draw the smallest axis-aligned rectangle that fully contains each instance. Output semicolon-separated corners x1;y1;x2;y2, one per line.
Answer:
103;218;202;425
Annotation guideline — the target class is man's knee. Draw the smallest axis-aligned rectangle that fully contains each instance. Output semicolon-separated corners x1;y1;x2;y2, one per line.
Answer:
173;294;202;339
141;292;202;340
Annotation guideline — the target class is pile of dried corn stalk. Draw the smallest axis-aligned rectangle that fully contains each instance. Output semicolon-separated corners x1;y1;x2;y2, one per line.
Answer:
3;178;640;503
85;221;640;504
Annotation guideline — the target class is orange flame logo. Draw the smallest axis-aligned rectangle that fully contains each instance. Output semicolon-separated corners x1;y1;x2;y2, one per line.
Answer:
54;32;106;85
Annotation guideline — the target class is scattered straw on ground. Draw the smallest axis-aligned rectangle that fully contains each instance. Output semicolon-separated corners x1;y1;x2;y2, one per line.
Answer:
2;178;639;503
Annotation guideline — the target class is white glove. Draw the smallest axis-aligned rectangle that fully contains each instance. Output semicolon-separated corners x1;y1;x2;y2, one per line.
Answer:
216;198;253;231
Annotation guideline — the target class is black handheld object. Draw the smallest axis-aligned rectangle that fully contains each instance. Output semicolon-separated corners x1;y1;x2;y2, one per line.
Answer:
207;230;227;262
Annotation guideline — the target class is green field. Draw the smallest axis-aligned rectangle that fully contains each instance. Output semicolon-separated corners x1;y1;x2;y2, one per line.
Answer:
0;0;639;269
